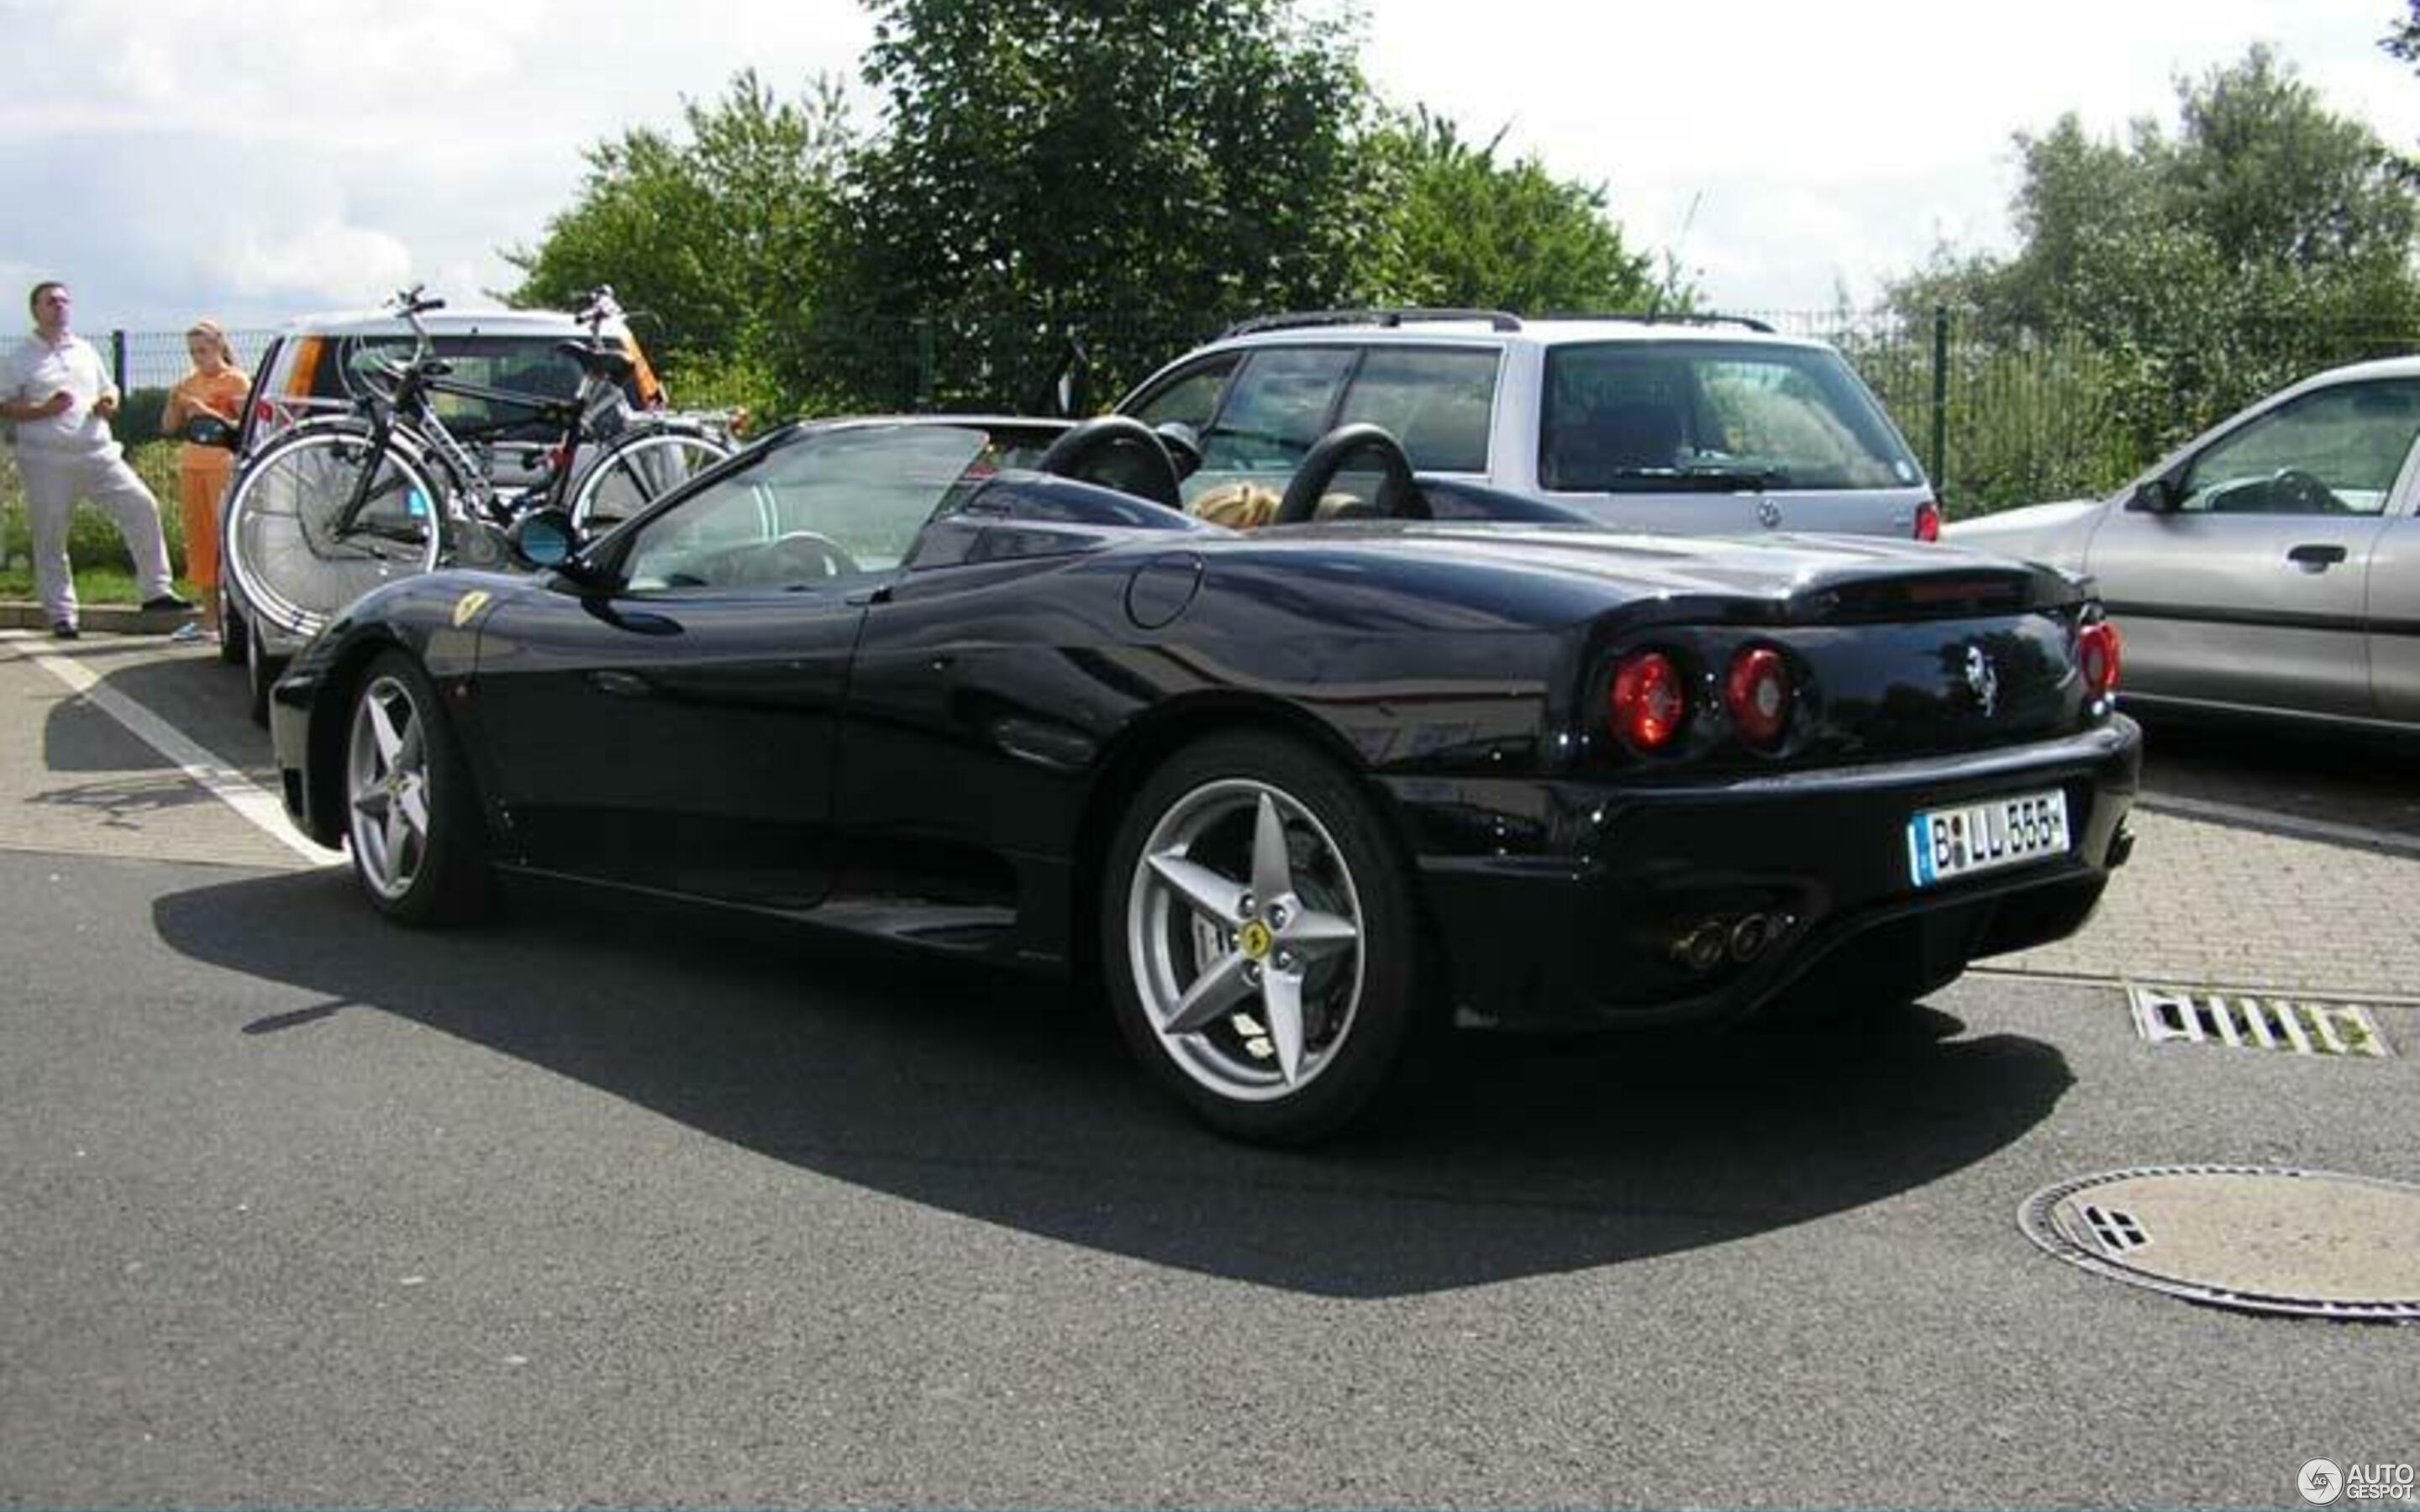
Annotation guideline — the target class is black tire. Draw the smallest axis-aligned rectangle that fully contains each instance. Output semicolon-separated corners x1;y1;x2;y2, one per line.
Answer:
566;426;734;535
245;627;282;729
222;419;448;634
1101;732;1434;1143
340;650;491;926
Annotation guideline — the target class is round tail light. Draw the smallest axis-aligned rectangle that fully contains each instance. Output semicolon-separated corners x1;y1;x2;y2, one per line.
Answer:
2079;621;2123;696
1914;498;1942;543
1724;645;1793;748
1611;651;1689;753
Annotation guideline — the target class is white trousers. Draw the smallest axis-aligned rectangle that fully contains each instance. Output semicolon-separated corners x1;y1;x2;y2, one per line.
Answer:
14;444;175;623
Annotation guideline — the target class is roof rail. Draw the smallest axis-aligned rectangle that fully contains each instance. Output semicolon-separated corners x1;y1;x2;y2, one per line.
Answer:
1219;307;1524;339
1539;310;1777;333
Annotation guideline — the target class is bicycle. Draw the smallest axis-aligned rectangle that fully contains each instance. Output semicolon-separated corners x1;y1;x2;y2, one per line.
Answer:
221;286;735;639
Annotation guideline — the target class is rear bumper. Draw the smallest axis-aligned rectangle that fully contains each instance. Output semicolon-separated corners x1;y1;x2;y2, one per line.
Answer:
1392;717;2140;1029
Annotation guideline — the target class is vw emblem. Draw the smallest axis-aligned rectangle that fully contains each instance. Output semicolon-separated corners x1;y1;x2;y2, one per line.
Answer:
1964;643;2000;717
1756;499;1782;529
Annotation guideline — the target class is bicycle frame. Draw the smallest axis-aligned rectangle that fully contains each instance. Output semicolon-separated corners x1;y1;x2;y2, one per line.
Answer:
326;289;641;543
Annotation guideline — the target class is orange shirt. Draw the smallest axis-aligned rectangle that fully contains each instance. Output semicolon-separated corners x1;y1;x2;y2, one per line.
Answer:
171;368;250;473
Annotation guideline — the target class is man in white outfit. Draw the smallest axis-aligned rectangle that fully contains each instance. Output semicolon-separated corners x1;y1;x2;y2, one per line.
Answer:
1;281;192;638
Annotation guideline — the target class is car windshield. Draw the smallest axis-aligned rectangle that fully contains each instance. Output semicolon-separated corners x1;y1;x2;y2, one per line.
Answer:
1540;341;1919;492
620;423;1002;593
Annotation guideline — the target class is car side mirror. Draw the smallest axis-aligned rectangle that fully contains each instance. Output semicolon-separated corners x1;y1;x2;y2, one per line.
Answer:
2130;477;2180;514
183;413;238;449
508;508;579;570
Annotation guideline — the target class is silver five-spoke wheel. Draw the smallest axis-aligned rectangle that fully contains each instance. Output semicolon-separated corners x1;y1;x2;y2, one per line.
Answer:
1100;722;1449;1147
347;673;433;901
1128;779;1366;1099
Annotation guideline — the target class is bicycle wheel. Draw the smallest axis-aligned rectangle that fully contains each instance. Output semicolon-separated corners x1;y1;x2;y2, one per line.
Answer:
566;427;732;535
224;422;448;635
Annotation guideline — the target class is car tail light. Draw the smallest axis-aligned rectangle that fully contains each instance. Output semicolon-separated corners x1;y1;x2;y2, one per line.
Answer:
1611;651;1688;753
1724;645;1793;748
2079;621;2123;696
1913;498;1942;542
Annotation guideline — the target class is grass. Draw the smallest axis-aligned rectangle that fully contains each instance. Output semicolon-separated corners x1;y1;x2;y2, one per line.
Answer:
0;564;208;606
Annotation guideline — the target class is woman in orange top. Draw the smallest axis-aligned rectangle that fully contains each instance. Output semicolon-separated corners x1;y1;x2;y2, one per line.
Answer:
160;320;248;643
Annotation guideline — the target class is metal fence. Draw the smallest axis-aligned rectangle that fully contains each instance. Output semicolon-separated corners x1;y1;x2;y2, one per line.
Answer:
85;306;2420;519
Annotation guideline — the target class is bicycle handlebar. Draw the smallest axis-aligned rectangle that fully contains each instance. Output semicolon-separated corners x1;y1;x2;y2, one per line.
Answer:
574;286;623;329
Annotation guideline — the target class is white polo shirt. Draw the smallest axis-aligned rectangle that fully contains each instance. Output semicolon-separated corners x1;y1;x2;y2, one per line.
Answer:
3;331;119;454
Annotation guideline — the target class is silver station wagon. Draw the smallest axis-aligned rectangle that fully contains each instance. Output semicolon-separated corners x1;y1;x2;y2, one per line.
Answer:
1949;357;2420;732
1119;310;1942;539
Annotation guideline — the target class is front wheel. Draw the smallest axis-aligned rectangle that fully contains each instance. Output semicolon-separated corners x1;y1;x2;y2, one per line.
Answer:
344;651;491;926
566;427;734;535
224;422;446;638
1102;732;1433;1144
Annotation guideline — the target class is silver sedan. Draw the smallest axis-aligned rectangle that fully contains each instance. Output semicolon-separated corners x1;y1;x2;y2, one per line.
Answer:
1948;357;2420;732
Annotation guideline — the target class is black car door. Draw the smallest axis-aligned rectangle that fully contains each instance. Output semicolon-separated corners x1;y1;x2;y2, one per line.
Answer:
467;423;1008;910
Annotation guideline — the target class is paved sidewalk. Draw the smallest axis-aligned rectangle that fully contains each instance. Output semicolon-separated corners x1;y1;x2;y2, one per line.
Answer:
1988;805;2420;1003
0;598;197;634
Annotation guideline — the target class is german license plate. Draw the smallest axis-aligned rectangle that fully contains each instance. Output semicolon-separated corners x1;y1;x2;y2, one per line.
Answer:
1906;789;2070;887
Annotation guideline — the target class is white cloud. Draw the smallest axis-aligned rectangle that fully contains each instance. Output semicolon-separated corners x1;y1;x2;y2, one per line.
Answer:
3;0;2415;328
222;221;418;305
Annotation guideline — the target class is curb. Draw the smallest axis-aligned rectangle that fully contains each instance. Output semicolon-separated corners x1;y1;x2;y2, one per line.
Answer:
0;598;197;634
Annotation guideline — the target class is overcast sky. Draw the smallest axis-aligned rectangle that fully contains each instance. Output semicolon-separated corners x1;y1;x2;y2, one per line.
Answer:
5;0;2417;333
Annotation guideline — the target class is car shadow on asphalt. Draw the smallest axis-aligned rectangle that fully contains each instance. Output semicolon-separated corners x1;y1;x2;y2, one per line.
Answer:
153;868;2073;1299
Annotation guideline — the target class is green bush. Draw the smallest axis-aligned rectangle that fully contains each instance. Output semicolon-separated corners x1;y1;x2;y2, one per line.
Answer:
0;439;193;582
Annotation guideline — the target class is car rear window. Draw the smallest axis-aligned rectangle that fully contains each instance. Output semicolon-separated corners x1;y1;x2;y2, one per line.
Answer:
333;334;641;439
1540;341;1918;492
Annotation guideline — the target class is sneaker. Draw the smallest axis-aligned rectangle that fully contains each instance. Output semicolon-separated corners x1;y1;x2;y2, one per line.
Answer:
50;621;80;640
170;622;210;645
140;593;197;614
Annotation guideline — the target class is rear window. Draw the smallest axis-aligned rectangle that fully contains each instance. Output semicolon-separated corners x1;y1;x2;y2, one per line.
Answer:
1540;341;1918;492
331;334;640;440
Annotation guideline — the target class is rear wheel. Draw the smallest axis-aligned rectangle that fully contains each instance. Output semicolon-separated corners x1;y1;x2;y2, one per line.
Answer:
1102;732;1432;1143
566;427;732;535
343;651;490;926
224;422;446;638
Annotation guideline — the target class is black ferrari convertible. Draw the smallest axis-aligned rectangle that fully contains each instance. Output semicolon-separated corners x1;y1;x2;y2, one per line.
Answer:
270;414;2139;1142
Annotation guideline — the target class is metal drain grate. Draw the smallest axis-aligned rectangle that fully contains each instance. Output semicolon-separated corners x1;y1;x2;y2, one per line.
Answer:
2078;1204;2149;1256
2126;984;2393;1057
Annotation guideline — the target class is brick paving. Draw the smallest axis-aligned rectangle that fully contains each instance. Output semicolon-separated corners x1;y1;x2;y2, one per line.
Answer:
1986;806;2420;1003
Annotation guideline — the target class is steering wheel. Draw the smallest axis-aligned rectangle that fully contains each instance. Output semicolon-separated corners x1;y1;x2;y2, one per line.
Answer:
2269;467;2344;513
1273;423;1428;525
1034;415;1184;508
739;529;859;588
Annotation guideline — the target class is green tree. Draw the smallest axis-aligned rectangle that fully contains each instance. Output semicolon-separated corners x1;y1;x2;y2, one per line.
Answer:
1360;108;1672;314
815;0;1382;408
504;70;851;415
1885;45;2420;502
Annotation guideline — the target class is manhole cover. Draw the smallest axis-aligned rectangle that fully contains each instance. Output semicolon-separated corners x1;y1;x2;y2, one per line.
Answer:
2019;1166;2420;1321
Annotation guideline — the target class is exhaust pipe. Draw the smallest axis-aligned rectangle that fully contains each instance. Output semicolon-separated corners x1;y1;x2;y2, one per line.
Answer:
1728;913;1778;963
1669;911;1794;972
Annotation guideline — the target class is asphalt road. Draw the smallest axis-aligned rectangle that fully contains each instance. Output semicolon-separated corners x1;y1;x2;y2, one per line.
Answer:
2;635;2415;1508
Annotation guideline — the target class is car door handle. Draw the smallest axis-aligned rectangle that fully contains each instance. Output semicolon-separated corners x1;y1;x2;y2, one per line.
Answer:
2286;543;2348;570
586;669;652;697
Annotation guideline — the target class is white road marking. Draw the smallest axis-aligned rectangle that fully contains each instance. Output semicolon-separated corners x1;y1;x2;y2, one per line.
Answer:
0;632;342;866
2135;792;2420;858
